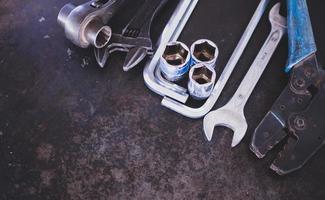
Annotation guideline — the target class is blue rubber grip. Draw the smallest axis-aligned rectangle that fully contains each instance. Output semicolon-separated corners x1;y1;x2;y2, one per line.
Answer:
285;0;317;73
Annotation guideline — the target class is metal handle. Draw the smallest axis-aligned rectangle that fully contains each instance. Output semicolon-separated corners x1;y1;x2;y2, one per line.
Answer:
123;0;169;38
229;26;285;109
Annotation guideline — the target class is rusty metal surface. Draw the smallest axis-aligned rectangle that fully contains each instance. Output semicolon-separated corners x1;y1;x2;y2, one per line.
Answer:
0;0;325;199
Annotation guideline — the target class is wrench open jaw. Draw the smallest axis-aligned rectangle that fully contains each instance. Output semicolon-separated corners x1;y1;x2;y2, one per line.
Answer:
204;105;247;147
203;3;286;147
94;0;169;71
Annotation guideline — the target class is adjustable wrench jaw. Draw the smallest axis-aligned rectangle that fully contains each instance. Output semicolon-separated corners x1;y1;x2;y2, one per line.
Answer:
94;34;153;69
94;0;169;71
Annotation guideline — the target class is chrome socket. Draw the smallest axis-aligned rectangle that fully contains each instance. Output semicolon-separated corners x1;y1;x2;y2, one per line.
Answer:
190;39;218;68
57;0;118;49
188;63;216;100
159;41;191;82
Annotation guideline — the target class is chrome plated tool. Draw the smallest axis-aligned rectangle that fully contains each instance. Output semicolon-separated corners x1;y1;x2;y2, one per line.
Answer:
203;3;286;147
161;0;270;118
188;63;217;100
251;0;325;175
94;0;169;71
190;39;219;68
159;41;191;82
58;0;126;48
143;0;199;103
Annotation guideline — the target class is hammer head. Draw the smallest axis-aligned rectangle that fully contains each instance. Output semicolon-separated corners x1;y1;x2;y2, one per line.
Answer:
203;106;248;147
269;3;286;28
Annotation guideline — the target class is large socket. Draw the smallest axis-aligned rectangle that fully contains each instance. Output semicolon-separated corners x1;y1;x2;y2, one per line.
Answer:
188;63;216;100
159;41;191;82
190;39;218;68
57;0;122;48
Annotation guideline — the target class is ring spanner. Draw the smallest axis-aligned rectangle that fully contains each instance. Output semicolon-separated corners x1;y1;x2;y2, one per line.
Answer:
203;3;286;147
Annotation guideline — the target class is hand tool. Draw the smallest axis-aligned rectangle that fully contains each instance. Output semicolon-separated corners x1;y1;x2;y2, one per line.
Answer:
58;0;126;48
250;0;325;175
143;0;199;103
203;3;286;147
161;0;270;118
159;41;191;82
188;63;216;100
94;0;169;71
190;39;219;69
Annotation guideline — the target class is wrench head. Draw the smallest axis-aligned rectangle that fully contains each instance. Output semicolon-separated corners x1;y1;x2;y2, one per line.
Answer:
203;106;247;147
269;3;286;28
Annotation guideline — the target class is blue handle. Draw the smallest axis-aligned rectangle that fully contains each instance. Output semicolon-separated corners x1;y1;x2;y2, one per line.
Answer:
285;0;317;72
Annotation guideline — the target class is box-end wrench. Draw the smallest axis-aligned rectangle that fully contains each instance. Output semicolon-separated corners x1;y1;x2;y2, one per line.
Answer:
203;3;286;147
161;0;270;118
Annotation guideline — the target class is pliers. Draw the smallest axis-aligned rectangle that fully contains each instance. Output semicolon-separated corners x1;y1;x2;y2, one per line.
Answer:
251;0;325;175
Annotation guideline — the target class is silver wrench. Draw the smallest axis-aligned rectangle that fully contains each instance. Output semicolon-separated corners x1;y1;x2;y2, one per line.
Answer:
203;3;286;147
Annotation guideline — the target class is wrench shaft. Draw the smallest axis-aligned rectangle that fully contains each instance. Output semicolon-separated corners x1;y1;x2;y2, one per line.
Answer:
229;27;285;109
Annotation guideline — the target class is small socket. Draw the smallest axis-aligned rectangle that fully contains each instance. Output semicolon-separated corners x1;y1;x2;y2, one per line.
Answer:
159;41;191;82
190;39;218;68
85;21;112;48
188;63;216;100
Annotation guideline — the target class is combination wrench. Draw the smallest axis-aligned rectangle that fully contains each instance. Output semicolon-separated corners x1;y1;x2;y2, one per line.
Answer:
203;3;286;147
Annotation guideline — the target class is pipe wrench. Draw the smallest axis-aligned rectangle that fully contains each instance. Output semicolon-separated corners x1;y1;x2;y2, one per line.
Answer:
250;0;325;175
94;0;169;71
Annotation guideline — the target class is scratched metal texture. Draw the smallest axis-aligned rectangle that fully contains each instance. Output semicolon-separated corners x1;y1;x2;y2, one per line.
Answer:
0;0;324;199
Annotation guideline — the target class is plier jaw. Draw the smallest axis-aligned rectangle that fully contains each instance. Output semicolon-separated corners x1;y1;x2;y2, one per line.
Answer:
251;54;325;175
251;0;325;175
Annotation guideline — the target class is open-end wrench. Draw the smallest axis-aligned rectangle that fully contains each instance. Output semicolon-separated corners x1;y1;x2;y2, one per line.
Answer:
203;3;286;147
161;0;270;118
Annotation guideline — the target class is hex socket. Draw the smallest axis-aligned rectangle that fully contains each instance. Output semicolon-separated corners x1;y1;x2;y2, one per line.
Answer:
85;20;112;49
57;3;112;48
190;39;219;68
188;63;216;100
159;41;191;82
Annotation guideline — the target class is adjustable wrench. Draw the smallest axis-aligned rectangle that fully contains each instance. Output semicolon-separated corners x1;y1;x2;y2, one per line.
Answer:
203;3;286;147
94;0;169;71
